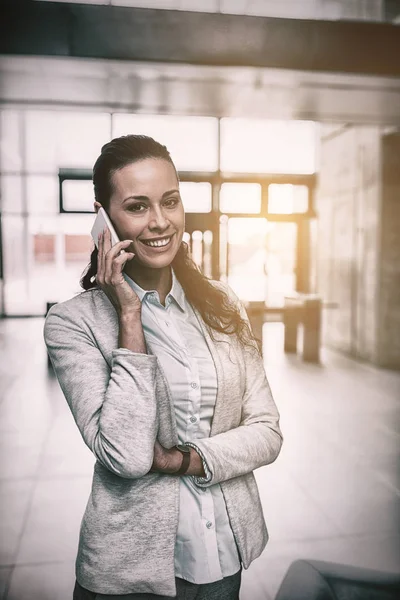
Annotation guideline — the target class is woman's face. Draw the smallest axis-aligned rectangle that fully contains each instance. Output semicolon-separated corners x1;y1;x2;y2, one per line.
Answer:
106;158;185;269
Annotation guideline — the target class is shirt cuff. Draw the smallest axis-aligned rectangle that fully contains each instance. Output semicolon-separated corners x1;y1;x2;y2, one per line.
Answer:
184;441;213;485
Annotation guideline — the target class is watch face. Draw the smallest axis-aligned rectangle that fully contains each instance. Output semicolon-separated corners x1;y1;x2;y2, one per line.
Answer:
176;444;191;454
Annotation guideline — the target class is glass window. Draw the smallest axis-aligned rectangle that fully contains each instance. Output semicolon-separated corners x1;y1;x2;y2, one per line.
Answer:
227;217;269;302
202;229;213;278
264;222;297;306
25;111;111;172
220;183;261;213
62;179;94;212
27;176;59;214
65;234;93;262
220;118;317;174
3;214;31;315
33;234;56;263
179;182;211;213
2;211;96;315
268;184;309;214
0;111;23;173
112;114;218;171
1;175;24;214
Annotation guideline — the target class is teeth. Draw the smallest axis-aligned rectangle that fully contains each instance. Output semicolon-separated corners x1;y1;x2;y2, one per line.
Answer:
143;236;171;248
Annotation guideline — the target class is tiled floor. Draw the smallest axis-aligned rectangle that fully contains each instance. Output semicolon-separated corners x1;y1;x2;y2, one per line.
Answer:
0;318;399;600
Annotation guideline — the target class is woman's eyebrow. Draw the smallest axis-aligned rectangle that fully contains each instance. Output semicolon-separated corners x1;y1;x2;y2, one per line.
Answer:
122;189;180;203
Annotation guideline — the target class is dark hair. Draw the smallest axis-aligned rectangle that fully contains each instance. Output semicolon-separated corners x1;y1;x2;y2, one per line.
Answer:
81;134;261;355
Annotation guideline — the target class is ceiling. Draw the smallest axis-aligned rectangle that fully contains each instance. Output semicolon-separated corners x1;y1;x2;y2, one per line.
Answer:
1;55;399;125
1;1;399;124
33;0;399;23
2;1;400;76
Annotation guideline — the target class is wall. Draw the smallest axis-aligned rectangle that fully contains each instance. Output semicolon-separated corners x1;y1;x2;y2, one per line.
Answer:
317;124;400;368
378;133;400;368
316;124;382;362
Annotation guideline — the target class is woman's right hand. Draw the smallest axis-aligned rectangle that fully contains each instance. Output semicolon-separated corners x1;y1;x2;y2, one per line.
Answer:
96;227;142;315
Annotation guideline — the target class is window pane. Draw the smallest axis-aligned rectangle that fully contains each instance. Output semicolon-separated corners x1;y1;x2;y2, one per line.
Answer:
221;119;317;174
265;222;297;306
65;234;93;262
27;176;59;214
180;182;211;213
0;111;23;172
62;180;94;212
1;175;24;214
268;184;309;214
3;215;30;315
34;234;56;263
25;111;111;172
3;213;96;315
227;217;269;302
112;114;218;171
220;183;261;213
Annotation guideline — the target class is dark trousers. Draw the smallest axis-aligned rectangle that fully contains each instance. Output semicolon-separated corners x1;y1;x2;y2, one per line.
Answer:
73;569;241;600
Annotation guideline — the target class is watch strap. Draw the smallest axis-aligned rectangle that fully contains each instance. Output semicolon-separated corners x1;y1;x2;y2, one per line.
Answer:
175;445;191;475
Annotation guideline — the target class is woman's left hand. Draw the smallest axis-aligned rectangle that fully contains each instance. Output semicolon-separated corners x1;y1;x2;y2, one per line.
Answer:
150;441;181;474
150;441;206;477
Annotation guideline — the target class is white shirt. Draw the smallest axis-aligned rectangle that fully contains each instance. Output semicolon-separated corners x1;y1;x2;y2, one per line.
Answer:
124;268;241;583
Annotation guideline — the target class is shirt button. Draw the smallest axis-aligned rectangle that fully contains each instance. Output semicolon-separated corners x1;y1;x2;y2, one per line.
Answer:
189;416;197;423
206;521;213;529
190;382;198;389
165;321;170;327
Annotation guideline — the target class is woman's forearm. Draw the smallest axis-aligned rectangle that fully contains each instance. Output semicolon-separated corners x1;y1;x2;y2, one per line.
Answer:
118;311;147;354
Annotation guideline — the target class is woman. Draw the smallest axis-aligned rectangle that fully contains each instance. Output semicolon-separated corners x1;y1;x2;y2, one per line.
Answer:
44;134;283;600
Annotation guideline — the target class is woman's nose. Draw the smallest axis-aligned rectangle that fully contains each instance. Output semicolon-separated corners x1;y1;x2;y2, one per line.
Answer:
148;206;169;229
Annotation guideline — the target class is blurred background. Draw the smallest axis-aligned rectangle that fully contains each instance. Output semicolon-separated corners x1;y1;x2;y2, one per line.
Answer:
0;1;399;599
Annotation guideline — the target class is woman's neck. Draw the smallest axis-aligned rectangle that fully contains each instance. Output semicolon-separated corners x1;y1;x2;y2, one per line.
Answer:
124;262;172;304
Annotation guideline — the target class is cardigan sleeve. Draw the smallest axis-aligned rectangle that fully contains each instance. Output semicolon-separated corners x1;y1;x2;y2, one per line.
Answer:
185;285;283;487
43;302;158;479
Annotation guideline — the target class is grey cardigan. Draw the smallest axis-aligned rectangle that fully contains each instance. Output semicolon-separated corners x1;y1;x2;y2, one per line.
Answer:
43;280;283;597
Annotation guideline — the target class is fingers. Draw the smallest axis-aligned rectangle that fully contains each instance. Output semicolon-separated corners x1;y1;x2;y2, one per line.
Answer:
109;251;135;286
97;229;134;285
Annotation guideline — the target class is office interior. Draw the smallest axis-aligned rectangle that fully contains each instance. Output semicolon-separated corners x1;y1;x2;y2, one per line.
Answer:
0;1;399;599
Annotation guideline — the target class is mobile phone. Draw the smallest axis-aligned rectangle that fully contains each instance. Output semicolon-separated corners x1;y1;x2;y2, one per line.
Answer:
91;207;120;249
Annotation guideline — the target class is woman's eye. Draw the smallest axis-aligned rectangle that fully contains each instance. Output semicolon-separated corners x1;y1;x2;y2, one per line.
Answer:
128;204;146;212
165;197;179;207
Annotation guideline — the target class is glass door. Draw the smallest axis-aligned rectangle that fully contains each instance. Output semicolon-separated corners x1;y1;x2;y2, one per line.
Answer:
226;217;269;302
263;222;297;306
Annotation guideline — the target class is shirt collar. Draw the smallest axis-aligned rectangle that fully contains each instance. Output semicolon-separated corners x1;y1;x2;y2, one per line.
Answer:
123;267;186;313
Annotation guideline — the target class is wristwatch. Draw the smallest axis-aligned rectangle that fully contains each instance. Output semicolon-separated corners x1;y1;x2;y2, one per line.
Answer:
175;444;191;475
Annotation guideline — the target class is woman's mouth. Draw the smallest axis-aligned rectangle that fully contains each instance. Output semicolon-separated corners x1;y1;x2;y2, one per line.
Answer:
139;233;175;251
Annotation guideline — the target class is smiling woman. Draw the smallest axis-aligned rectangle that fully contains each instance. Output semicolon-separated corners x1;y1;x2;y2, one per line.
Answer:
43;134;283;600
105;159;184;274
81;135;258;349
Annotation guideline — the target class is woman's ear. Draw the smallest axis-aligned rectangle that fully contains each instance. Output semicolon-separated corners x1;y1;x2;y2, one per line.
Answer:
94;201;102;214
